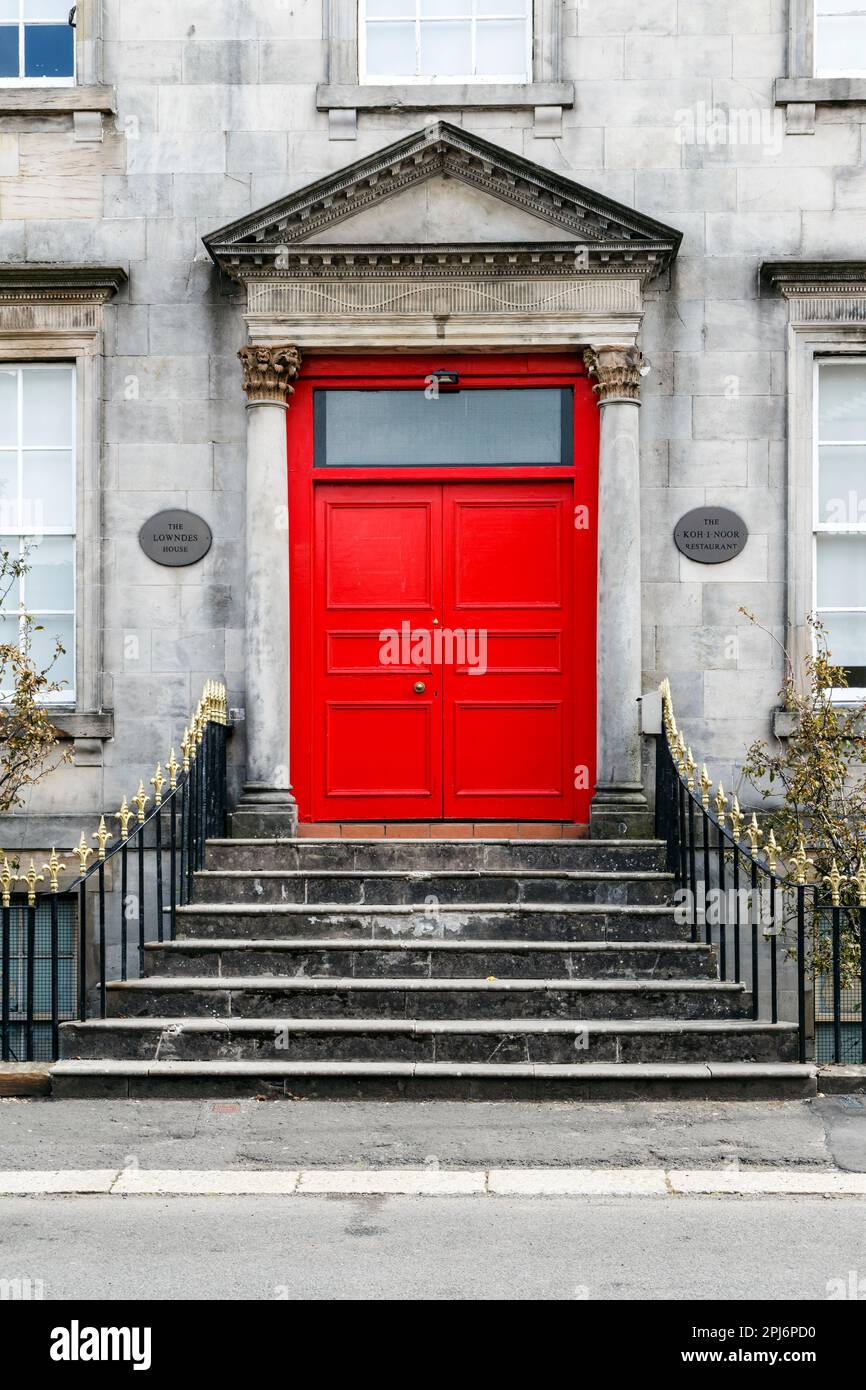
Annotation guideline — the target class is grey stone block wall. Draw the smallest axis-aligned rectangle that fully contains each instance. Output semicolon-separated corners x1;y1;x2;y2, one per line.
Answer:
0;0;861;841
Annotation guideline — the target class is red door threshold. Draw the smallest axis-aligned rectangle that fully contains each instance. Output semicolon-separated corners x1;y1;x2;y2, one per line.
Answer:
296;823;589;840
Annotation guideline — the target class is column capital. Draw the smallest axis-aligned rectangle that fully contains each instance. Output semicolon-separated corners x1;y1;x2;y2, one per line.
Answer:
238;343;302;405
583;345;646;405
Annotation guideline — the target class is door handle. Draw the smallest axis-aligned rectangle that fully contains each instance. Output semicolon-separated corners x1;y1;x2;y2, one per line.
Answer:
413;682;427;694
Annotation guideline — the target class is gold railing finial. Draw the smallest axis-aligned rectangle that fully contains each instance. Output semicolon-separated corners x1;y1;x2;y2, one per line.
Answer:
791;838;811;886
42;848;66;894
699;764;712;811
823;859;844;907
151;763;166;808
0;855;18;909
115;796;134;841
747;813;762;857
24;859;44;906
73;832;93;877
132;780;150;825
714;781;728;828
93;815;112;861
167;748;180;790
765;828;780;874
730;795;744;843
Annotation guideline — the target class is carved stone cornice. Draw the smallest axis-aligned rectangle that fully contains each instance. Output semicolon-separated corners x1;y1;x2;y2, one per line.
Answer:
205;122;682;287
761;261;866;297
238;344;302;405
583;346;646;404
0;266;127;304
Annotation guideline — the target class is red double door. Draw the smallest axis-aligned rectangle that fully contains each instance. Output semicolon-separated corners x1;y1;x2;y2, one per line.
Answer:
312;480;575;821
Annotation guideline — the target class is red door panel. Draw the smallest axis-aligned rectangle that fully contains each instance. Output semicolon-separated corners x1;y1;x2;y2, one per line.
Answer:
442;483;574;820
312;485;443;820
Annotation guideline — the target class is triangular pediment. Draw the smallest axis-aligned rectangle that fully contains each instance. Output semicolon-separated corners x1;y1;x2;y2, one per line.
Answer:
205;122;681;282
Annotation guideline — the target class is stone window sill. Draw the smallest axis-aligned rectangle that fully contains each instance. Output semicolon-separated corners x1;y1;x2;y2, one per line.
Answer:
48;711;114;742
0;84;115;116
317;81;573;111
775;76;866;104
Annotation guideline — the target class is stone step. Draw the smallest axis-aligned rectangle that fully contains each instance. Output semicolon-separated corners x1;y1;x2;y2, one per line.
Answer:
104;976;753;1021
143;938;716;981
205;838;668;875
58;1017;800;1066
191;868;674;907
171;902;689;943
49;1058;818;1102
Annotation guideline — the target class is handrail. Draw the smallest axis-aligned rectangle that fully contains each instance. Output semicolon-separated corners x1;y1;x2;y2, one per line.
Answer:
0;681;230;1061
656;678;865;1066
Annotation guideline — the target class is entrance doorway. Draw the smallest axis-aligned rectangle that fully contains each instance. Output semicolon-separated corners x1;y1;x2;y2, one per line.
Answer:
288;356;599;824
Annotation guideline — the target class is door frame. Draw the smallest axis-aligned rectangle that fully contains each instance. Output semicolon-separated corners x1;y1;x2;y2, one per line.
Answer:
287;352;600;824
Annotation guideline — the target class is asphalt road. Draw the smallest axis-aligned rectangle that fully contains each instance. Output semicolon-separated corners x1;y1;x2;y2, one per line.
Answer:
2;1194;864;1301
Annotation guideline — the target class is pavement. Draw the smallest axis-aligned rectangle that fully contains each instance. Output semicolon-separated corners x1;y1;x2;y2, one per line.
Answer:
1;1095;864;1171
2;1194;864;1300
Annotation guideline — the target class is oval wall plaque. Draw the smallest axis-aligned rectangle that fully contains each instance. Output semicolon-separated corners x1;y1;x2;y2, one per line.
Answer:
674;507;749;565
139;510;213;568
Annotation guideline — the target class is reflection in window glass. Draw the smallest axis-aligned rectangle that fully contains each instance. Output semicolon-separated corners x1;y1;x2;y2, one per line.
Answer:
816;1;866;77
0;0;74;82
0;365;75;701
815;360;866;691
362;0;531;81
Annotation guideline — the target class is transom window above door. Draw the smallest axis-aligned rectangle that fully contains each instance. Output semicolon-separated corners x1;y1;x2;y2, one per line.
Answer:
0;0;75;85
815;0;866;76
315;388;572;467
359;0;532;84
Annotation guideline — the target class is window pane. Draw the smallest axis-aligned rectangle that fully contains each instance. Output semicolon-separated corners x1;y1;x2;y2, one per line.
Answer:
0;3;18;23
817;535;866;606
0;540;20;611
22;450;73;530
366;0;414;14
476;18;526;74
818;445;866;523
365;21;416;76
819;611;866;685
25;534;73;611
0;25;18;77
21;368;73;447
24;23;74;77
25;0;72;18
0;370;17;447
419;19;471;74
318;389;568;466
816;16;866;72
819;363;866;442
477;0;525;12
420;0;465;15
0;453;17;530
30;613;73;689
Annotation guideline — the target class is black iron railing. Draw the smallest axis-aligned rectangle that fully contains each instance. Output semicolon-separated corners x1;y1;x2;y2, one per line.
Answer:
655;679;865;1065
0;681;229;1062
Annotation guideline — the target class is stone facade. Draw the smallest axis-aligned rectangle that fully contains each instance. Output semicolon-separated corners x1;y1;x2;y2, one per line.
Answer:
1;0;864;853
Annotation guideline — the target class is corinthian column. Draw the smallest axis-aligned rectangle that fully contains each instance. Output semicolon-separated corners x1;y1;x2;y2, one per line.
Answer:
231;344;302;838
584;346;652;840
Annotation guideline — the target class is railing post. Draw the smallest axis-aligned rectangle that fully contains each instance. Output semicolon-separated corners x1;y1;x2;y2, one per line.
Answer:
1;900;9;1062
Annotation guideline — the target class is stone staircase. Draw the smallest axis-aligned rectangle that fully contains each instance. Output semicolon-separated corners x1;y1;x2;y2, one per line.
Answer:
52;836;818;1100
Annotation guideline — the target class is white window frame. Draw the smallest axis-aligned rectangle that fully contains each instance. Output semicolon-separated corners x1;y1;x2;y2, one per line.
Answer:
358;0;532;85
812;356;866;699
0;362;77;704
0;0;76;89
814;0;866;78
